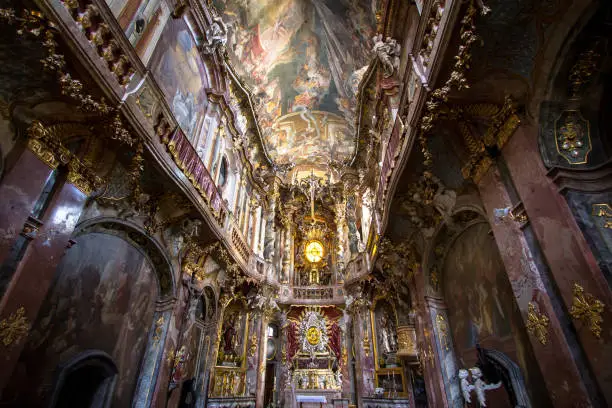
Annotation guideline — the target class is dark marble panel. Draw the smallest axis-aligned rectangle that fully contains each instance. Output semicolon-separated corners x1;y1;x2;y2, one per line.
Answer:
565;190;612;288
4;232;158;407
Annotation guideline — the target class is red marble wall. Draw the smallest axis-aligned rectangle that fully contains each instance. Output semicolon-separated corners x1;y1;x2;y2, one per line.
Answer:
4;232;158;407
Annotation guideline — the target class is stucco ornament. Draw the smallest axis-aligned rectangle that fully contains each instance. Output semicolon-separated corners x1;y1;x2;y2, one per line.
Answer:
299;310;329;358
200;16;228;54
372;34;401;77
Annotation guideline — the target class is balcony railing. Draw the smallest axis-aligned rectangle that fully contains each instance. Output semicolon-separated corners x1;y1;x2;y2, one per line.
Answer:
44;0;269;278
292;287;334;300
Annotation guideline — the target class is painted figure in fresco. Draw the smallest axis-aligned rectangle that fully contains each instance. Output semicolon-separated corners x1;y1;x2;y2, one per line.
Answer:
222;312;238;354
151;20;205;139
378;309;398;354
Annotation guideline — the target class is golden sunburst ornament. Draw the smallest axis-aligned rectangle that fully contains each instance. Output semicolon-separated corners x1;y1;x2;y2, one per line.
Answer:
305;240;324;263
306;326;321;345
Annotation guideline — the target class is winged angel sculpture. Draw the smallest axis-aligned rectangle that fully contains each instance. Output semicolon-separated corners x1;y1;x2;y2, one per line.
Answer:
372;34;401;78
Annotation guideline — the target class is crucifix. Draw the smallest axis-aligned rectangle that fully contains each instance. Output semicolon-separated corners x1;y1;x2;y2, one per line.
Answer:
296;170;327;225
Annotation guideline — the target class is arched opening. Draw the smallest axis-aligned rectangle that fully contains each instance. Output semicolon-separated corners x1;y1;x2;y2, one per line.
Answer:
50;351;118;408
438;216;551;407
476;346;531;408
5;219;174;406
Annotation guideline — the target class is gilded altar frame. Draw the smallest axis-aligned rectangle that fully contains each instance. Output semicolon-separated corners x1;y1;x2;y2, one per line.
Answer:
369;296;407;397
210;298;251;398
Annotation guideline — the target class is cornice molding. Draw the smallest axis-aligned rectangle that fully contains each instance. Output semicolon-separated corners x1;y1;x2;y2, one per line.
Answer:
548;159;612;194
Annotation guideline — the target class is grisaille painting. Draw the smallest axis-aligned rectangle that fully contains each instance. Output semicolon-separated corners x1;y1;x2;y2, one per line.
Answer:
8;233;158;406
212;0;376;166
149;15;209;140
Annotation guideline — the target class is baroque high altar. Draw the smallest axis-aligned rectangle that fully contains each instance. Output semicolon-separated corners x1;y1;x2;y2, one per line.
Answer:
0;0;611;408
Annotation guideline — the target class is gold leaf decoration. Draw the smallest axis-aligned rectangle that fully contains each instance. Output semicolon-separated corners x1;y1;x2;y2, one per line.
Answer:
526;302;549;345
570;283;605;339
0;307;30;347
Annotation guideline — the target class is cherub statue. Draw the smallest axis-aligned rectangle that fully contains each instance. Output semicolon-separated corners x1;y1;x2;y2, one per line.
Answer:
372;34;401;77
469;367;502;407
459;369;474;403
200;16;228;54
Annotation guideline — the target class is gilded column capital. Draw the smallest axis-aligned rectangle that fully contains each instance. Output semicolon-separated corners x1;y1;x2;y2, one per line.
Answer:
26;120;71;169
67;157;104;195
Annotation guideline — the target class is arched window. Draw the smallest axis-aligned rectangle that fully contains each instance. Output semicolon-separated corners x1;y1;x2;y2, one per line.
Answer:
218;156;228;188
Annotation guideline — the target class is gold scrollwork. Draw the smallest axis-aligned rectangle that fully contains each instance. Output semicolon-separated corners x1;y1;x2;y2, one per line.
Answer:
153;316;165;344
436;314;450;351
248;334;257;357
592;204;612;229
363;332;371;356
67;158;104;195
397;326;417;356
0;307;30;347
27;121;71;169
570;283;604;339
526;302;549;345
554;110;591;165
569;47;600;98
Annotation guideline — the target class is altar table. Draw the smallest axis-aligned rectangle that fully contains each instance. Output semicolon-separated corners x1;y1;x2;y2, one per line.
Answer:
296;394;327;408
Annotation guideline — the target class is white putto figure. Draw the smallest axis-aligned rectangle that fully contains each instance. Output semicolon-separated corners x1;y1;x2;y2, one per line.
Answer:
459;369;474;403
201;16;228;54
371;34;401;77
458;367;502;407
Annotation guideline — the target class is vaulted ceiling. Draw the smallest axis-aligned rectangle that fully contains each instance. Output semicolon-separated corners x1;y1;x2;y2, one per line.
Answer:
213;0;377;171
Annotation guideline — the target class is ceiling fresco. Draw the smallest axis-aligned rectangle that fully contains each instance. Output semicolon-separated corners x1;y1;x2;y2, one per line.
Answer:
212;0;377;167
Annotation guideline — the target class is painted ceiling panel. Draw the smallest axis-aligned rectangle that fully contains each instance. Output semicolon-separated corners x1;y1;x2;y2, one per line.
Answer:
212;0;376;167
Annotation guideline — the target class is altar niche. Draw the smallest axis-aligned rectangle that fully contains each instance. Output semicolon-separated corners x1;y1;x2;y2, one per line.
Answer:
370;299;407;398
210;299;250;398
286;306;345;395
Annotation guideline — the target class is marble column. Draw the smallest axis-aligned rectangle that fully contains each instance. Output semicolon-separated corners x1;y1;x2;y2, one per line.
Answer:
477;159;597;407
335;200;347;280
255;312;269;408
412;265;448;407
281;214;293;284
350;302;374;407
424;297;462;408
263;179;278;262
0;147;55;268
0;172;90;389
133;299;176;408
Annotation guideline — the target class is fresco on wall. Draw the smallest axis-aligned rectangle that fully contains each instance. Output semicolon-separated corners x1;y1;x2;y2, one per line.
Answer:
212;0;376;165
150;16;208;139
8;233;158;407
443;223;513;354
442;222;550;407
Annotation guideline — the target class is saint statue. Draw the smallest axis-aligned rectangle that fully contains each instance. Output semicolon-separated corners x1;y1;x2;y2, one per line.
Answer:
379;310;398;354
222;312;238;354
